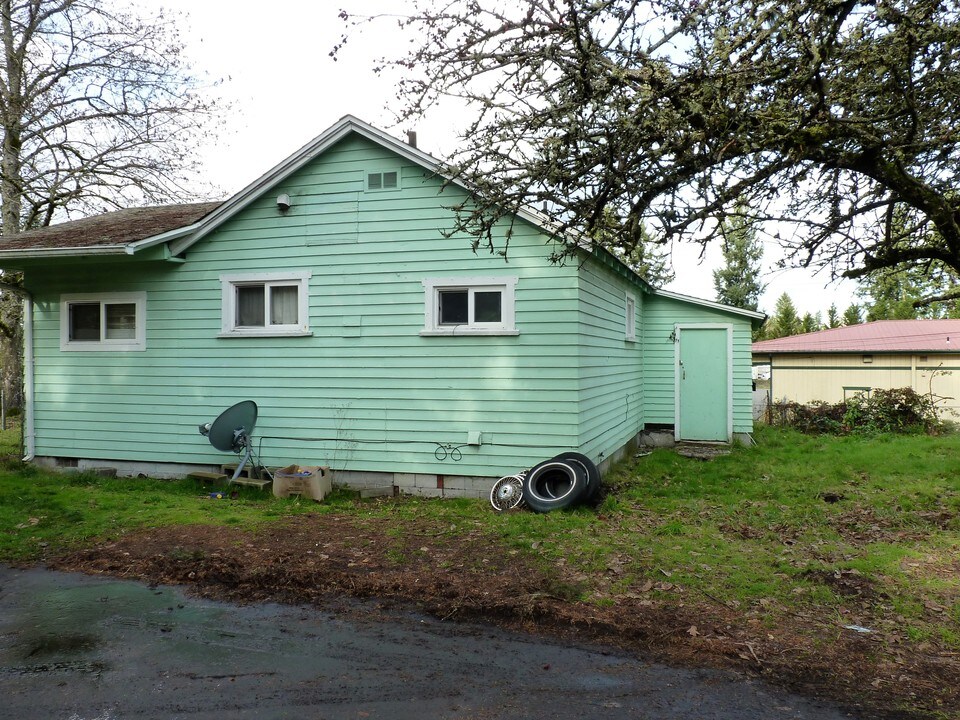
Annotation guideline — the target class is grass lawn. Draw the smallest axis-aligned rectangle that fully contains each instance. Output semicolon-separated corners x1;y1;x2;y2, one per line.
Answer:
0;423;958;714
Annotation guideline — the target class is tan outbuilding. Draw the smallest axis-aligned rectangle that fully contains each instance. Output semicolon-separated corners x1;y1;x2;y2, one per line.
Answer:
752;320;960;419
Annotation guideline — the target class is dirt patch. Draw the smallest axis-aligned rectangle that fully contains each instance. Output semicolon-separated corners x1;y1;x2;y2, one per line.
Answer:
47;511;958;719
801;568;880;599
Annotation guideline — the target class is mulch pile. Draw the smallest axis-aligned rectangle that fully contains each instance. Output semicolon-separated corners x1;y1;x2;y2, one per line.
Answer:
47;512;958;719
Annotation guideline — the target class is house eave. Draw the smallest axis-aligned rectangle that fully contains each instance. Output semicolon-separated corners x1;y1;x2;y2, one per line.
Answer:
125;221;204;255
653;288;767;324
0;245;128;262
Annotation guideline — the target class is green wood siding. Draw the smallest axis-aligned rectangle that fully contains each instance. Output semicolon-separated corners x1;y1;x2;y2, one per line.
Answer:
25;134;592;477
643;294;754;433
576;261;644;462
22;131;755;481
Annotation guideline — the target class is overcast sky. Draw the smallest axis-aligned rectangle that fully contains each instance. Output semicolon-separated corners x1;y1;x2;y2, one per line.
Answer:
152;0;858;319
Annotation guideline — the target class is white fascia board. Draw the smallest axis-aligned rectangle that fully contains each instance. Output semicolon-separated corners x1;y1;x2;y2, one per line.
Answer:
124;221;205;255
654;288;767;321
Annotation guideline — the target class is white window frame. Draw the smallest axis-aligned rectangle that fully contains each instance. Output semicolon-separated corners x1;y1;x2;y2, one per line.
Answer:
421;276;519;336
625;292;637;342
219;270;312;337
60;291;147;352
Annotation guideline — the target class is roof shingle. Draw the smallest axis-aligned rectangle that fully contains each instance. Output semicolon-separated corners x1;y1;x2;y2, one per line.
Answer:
0;202;222;251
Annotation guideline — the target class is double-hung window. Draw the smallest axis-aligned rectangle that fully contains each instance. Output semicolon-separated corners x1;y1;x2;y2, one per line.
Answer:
60;292;146;351
220;271;312;337
421;276;519;336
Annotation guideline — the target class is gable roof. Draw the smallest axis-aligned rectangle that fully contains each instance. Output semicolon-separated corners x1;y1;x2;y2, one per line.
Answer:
0;202;221;257
168;114;555;256
0;114;761;323
753;319;960;354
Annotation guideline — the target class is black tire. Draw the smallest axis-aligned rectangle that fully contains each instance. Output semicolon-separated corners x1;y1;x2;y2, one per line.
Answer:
521;460;588;513
551;452;601;502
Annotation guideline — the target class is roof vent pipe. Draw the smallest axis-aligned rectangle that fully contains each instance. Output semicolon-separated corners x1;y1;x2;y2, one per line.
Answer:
406;131;417;148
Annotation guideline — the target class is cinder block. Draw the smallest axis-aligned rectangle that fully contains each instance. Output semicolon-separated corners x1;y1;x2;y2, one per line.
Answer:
412;486;443;498
393;473;417;488
360;486;394;499
341;471;393;488
448;476;492;493
414;474;439;488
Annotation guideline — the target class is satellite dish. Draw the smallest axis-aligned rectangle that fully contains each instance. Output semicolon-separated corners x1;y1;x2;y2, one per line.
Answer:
199;401;259;483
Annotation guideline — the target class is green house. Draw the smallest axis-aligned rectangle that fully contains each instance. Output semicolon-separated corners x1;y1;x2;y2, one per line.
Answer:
0;117;763;497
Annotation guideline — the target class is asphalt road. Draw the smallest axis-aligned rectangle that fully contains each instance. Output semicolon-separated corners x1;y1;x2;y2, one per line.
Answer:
0;567;862;720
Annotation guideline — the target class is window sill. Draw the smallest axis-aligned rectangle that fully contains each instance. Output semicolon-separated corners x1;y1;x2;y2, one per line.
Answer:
218;330;314;339
61;343;146;352
420;328;520;337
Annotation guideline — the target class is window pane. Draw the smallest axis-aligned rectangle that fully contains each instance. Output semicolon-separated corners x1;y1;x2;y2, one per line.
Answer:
382;171;398;188
236;285;265;326
438;290;468;325
367;172;382;190
270;285;298;325
105;303;136;340
69;303;101;341
474;291;502;323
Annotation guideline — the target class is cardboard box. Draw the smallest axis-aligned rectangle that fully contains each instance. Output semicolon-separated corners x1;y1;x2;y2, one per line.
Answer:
272;465;332;502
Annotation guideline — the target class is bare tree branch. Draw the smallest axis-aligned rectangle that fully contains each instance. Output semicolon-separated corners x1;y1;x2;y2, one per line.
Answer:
338;0;960;306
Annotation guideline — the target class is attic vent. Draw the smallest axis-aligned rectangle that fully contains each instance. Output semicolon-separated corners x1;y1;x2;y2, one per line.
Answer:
367;170;399;191
862;355;873;364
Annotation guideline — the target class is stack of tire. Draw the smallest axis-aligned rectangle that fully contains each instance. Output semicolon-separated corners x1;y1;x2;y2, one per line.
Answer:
521;452;601;513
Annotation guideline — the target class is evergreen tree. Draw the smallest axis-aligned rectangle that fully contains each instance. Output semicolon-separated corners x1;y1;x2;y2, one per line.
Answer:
826;304;840;329
713;210;765;311
799;312;823;334
858;266;958;320
621;230;675;288
842;304;864;326
855;205;960;318
596;209;674;288
762;293;801;339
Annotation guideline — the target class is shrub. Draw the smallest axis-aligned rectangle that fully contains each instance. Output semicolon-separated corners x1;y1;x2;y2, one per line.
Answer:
769;387;942;435
843;387;940;434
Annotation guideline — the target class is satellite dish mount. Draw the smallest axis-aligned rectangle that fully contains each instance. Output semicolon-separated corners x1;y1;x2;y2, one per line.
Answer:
199;400;263;483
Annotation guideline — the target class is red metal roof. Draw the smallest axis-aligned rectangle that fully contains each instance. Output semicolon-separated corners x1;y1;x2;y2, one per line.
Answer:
752;319;960;354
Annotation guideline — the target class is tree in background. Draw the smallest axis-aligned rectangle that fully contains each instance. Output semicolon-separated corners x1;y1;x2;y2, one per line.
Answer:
624;242;674;288
843;304;864;326
857;265;960;320
799;312;823;335
854;205;960;319
713;210;764;311
826;304;841;329
0;0;219;409
342;1;960;304
615;221;674;288
761;293;802;339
